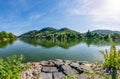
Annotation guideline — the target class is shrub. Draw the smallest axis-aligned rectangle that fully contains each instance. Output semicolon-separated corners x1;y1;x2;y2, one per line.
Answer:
0;55;29;79
100;36;120;69
100;35;120;79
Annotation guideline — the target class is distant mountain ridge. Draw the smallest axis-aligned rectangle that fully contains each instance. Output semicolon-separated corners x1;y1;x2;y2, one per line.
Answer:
92;29;120;34
19;27;120;41
20;28;120;37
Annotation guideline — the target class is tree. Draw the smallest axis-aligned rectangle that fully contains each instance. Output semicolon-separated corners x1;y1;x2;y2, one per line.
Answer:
86;30;94;38
8;33;14;38
0;33;4;40
1;31;8;38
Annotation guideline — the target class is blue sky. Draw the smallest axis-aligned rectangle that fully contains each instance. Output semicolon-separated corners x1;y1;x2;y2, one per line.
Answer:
0;0;120;35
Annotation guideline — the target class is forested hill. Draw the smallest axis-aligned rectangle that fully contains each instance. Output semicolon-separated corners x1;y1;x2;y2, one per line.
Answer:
19;27;120;40
92;30;120;34
19;27;82;39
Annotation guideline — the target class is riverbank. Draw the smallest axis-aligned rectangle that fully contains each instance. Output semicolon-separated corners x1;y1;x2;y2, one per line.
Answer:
21;59;116;79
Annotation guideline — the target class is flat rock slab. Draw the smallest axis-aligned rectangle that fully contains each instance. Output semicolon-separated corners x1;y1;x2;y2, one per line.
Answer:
62;65;77;75
70;62;80;68
53;72;65;79
80;64;92;71
39;73;52;79
64;60;72;65
42;67;58;73
53;59;64;66
40;61;49;66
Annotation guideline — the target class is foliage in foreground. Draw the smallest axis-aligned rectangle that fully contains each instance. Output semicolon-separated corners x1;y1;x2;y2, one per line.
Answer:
0;55;29;79
65;36;120;79
99;36;120;79
101;37;120;69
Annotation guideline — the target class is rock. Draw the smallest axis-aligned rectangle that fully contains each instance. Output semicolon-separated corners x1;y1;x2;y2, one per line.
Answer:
26;70;30;76
40;61;49;66
21;59;94;79
93;68;101;73
70;62;80;69
21;72;27;79
53;72;65;79
75;61;83;65
39;73;52;79
53;59;64;67
49;61;55;66
62;65;77;75
32;70;38;76
26;76;32;79
76;74;89;79
42;67;58;73
32;63;42;68
84;63;91;67
64;60;72;65
80;64;92;71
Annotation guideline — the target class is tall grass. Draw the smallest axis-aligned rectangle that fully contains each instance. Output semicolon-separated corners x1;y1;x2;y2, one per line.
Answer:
101;36;120;69
100;35;120;79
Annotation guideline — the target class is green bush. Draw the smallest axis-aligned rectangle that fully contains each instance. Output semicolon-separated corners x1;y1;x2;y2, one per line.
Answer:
0;55;29;79
101;36;120;69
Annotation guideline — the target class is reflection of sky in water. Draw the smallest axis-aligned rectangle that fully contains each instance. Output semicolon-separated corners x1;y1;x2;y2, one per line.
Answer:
0;39;120;62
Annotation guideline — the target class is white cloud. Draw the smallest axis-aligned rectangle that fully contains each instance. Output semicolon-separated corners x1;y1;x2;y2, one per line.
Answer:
90;0;120;23
91;25;120;31
29;13;43;20
60;0;120;23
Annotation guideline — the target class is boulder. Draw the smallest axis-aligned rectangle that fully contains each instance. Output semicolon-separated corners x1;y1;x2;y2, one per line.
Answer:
39;73;52;79
70;62;80;69
42;67;58;73
53;59;64;67
53;72;65;79
62;65;77;75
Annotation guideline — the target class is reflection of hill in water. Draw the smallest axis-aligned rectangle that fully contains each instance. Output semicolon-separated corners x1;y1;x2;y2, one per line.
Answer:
20;38;82;49
21;38;120;48
0;39;16;48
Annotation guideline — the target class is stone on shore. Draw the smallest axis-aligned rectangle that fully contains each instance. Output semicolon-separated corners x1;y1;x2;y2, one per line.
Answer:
76;74;89;79
70;62;80;68
62;65;77;75
53;72;65;79
39;73;52;79
42;67;58;73
53;59;64;67
21;59;109;79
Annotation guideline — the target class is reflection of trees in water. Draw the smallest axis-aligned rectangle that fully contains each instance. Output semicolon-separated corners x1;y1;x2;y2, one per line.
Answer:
0;39;16;48
84;39;120;47
20;38;120;48
20;38;83;49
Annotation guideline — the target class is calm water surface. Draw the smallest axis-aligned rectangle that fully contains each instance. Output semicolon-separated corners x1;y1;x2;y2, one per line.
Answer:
0;39;120;62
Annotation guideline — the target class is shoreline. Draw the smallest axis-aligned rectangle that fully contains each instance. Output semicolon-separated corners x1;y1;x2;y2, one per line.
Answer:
21;59;102;79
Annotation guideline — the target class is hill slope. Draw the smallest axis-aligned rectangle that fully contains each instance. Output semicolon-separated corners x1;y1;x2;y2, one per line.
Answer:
19;27;81;39
40;27;58;32
92;30;120;34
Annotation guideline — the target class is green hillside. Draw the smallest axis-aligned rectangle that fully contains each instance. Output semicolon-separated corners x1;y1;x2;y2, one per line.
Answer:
19;27;82;39
19;27;120;40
